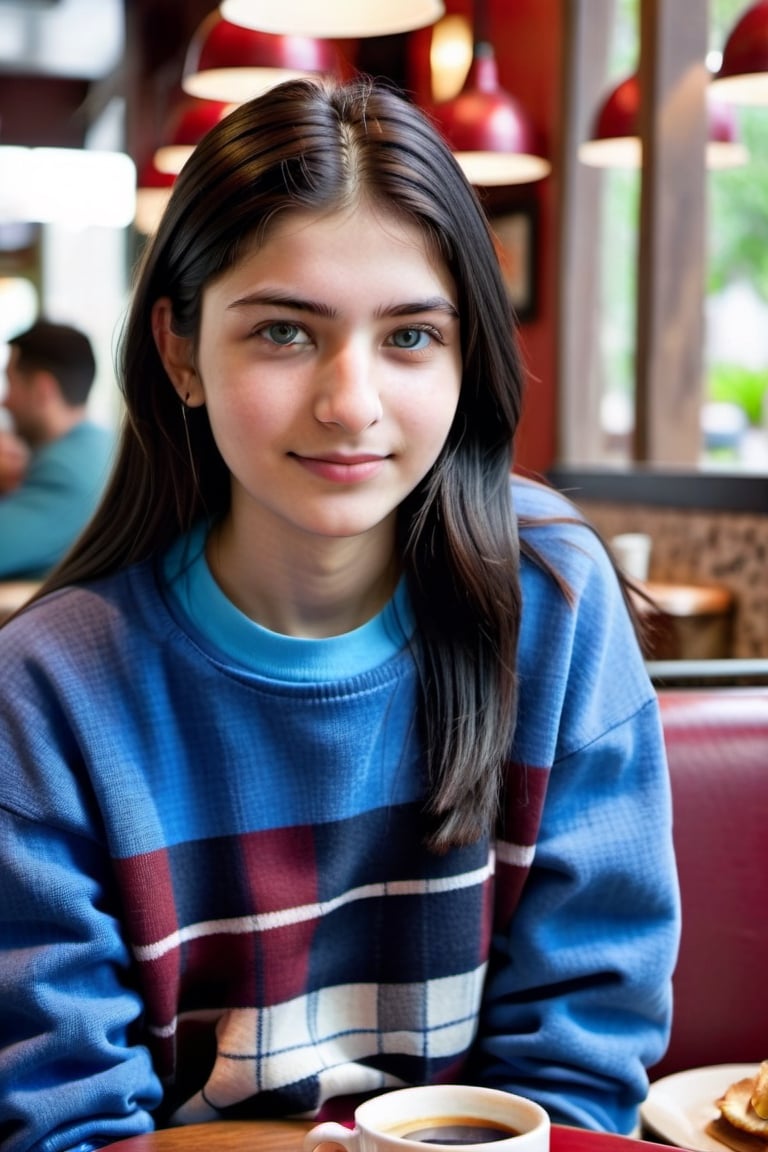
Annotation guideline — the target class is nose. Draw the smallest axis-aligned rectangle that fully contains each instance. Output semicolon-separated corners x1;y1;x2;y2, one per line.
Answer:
313;339;383;434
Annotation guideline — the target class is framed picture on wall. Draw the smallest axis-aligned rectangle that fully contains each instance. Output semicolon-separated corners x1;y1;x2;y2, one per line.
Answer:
489;205;537;323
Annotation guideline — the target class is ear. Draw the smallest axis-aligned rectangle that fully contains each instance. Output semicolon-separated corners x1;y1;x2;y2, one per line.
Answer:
151;297;205;407
31;367;61;405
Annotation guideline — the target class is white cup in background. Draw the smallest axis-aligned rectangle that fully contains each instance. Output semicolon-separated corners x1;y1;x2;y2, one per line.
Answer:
303;1084;550;1152
610;532;652;582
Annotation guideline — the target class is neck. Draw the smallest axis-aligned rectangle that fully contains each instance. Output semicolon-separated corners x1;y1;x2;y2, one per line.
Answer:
33;404;88;447
206;517;400;639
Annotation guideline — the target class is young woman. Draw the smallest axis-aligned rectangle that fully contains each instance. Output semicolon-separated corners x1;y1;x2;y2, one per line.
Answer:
0;77;679;1152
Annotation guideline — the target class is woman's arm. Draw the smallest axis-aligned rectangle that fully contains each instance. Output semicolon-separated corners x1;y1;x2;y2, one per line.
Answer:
0;776;162;1150
475;699;679;1133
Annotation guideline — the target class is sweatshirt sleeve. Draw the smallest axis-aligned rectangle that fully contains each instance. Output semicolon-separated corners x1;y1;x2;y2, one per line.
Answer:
472;512;681;1134
0;712;162;1152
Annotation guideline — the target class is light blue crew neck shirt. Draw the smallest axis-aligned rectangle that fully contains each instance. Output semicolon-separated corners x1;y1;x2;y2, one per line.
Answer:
162;521;415;682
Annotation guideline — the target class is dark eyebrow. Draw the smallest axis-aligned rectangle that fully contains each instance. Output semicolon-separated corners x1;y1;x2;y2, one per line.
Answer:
228;291;337;318
227;291;459;321
383;298;459;320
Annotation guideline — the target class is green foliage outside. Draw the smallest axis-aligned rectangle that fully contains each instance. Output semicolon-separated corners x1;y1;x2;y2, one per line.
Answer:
708;362;767;426
600;0;768;442
706;1;768;427
708;111;768;301
707;108;768;424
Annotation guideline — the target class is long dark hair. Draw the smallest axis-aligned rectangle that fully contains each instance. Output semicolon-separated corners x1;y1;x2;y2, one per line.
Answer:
28;76;530;852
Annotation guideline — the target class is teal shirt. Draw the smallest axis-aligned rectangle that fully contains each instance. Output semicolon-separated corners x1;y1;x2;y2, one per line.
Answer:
0;420;114;578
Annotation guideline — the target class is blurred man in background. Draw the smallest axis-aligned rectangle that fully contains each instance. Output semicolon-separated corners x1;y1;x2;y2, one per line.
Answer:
0;422;30;493
0;319;114;579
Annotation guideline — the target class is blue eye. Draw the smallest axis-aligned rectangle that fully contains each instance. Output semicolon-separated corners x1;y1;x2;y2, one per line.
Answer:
390;327;431;350
261;322;306;346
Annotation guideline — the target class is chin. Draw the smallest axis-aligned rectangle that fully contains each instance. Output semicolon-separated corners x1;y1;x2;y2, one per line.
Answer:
301;509;397;541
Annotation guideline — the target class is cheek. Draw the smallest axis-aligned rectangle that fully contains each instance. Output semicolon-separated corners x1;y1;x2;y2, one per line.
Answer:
400;404;459;484
411;376;462;451
202;370;285;447
200;390;260;477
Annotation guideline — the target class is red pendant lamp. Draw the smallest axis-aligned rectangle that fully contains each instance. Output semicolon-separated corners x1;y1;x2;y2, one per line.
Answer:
578;73;748;170
134;159;175;236
711;0;768;105
153;98;234;176
430;1;550;186
183;11;336;103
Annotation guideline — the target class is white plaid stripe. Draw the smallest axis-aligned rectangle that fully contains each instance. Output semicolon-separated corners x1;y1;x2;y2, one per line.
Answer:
496;838;536;867
170;965;487;1118
136;855;498;964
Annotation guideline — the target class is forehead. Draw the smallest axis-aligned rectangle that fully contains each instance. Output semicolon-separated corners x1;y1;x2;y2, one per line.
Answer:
237;201;450;282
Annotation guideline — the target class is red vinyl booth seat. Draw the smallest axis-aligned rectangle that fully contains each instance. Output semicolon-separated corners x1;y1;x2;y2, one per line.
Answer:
649;687;768;1080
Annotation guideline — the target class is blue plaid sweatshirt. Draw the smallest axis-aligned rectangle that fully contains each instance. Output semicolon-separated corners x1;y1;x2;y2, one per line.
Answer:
0;480;680;1152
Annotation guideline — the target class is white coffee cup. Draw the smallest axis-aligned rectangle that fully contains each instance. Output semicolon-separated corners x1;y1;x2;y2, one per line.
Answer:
303;1084;550;1152
610;532;652;582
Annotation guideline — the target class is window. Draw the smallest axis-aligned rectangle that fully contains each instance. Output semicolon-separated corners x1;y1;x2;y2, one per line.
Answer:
561;0;768;471
706;0;768;468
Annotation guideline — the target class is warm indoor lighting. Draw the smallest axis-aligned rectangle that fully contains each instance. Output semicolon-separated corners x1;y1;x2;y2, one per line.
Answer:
578;74;642;167
134;159;175;236
182;11;336;103
432;42;551;186
0;146;136;228
153;99;235;176
430;14;473;103
220;0;445;39
578;73;748;170
711;0;768;104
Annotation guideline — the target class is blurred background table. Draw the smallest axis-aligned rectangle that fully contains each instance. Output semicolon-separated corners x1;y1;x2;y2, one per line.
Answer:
0;580;42;623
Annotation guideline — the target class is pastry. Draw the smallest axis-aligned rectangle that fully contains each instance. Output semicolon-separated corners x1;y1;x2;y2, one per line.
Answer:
706;1065;768;1152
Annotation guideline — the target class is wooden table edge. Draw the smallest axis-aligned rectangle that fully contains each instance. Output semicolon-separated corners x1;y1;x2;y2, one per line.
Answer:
104;1118;692;1151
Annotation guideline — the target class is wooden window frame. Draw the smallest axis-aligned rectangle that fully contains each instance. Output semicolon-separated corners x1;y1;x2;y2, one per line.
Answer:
558;0;709;467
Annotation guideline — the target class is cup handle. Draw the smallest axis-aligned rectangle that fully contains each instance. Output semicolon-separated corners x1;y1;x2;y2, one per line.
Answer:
303;1121;360;1152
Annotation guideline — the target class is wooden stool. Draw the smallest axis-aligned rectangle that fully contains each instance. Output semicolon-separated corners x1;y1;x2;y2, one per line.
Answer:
636;581;734;661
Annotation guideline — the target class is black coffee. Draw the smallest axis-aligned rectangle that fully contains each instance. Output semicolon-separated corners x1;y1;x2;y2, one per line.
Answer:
399;1119;520;1145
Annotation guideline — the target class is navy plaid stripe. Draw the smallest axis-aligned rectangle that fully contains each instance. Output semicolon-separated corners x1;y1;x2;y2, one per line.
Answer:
113;784;544;1114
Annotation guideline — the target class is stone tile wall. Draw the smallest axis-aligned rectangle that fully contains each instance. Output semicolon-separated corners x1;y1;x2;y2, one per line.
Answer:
575;500;768;658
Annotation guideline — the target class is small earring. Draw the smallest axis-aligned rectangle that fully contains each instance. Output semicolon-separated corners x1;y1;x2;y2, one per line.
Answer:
180;392;199;491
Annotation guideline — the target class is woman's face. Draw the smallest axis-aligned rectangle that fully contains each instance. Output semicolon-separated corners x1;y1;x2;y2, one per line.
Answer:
187;202;462;551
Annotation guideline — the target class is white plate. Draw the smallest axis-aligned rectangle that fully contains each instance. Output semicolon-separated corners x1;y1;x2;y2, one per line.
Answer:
641;1064;759;1150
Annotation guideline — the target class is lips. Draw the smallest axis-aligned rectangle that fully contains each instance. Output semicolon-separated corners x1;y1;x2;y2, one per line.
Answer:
290;452;389;483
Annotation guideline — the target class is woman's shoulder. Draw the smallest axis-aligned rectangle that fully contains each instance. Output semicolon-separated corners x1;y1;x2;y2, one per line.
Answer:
511;477;654;743
511;474;609;581
0;559;168;665
511;473;585;523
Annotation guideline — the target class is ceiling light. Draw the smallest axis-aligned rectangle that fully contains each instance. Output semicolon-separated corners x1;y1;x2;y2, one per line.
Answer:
183;12;336;103
578;73;748;170
711;0;768;105
432;41;551;186
430;14;473;103
219;0;445;39
153;99;234;176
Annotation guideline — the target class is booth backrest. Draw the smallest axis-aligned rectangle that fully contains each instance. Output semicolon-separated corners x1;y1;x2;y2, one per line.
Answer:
649;686;768;1080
